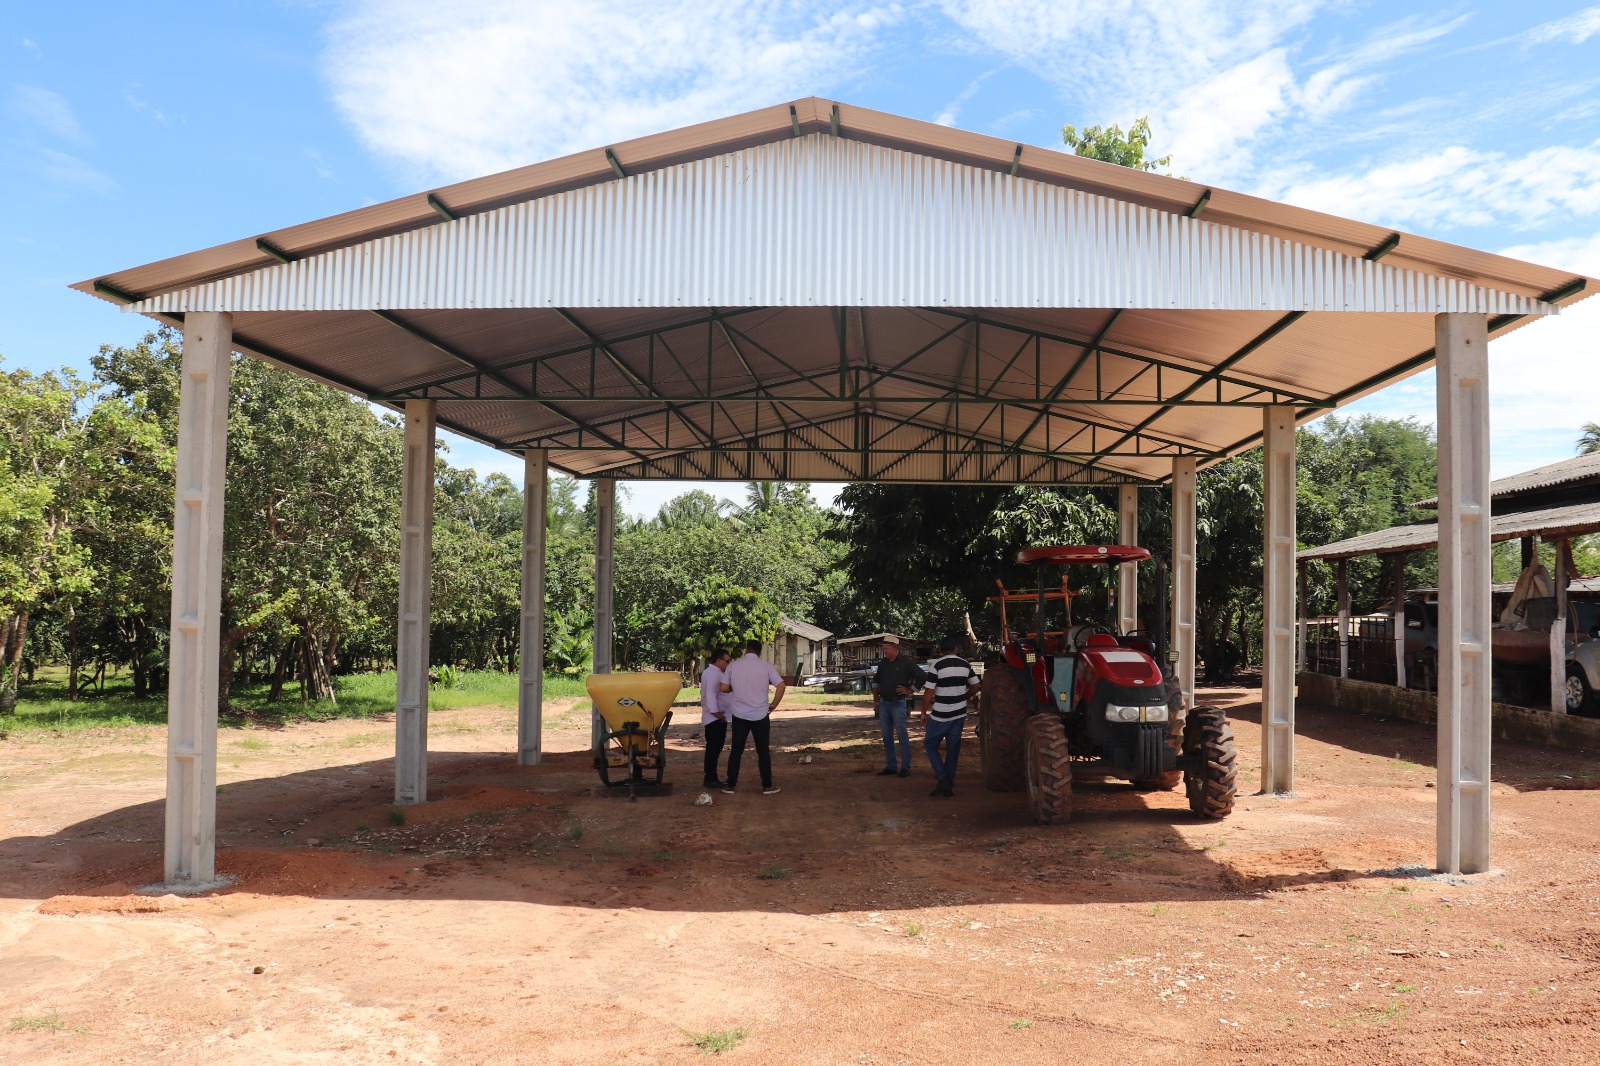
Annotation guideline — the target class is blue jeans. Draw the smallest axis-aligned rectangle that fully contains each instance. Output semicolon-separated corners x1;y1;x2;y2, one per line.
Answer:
925;715;964;784
878;699;910;771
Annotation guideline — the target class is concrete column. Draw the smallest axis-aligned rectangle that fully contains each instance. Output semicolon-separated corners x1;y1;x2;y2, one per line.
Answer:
1336;559;1350;679
394;400;435;805
518;449;549;764
1296;560;1308;675
1393;553;1408;689
1117;484;1139;635
592;478;616;754
1170;457;1197;712
1435;312;1491;875
164;311;232;887
1261;404;1297;795
1551;538;1570;716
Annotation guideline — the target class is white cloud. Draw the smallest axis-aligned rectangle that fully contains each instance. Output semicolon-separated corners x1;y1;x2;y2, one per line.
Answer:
24;146;115;196
933;69;995;127
322;0;902;183
1526;5;1600;45
1339;230;1600;477
10;85;85;143
1269;140;1600;232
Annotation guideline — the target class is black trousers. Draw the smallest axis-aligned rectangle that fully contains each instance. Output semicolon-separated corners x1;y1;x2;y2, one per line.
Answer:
726;714;772;789
702;717;728;785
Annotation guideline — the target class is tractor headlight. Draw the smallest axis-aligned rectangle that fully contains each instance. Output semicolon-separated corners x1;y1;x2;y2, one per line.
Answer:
1105;704;1168;723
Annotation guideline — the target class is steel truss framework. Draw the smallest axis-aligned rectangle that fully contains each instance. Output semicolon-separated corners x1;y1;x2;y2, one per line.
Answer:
364;305;1332;484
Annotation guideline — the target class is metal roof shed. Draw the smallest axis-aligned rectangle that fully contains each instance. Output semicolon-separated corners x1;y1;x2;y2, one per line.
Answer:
77;98;1594;888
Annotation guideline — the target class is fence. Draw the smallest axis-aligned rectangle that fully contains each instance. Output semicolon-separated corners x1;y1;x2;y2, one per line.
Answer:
1304;614;1399;687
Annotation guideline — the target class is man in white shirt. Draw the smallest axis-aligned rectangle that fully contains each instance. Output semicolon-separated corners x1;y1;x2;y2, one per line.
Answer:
700;648;732;788
718;639;787;795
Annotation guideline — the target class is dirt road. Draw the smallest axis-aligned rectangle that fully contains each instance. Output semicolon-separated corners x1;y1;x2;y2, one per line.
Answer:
3;687;1599;1064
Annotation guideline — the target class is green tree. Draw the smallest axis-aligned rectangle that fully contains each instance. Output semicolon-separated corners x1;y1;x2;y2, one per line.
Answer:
1061;116;1172;172
665;578;781;663
1578;422;1600;456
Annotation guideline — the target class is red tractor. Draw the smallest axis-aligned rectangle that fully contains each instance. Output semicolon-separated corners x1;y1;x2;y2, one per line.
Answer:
978;545;1238;824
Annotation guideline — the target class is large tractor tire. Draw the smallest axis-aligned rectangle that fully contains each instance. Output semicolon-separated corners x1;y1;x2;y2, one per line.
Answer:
1182;705;1238;819
1131;686;1185;792
979;665;1030;793
1024;714;1072;824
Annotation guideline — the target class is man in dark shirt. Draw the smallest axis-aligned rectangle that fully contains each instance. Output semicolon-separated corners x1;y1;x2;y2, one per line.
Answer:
871;636;926;777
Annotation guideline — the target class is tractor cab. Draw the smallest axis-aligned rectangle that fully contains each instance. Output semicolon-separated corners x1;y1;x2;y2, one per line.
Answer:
979;544;1238;826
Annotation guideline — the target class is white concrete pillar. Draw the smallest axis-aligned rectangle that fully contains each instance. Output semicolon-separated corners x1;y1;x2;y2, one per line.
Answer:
1393;554;1408;689
164;311;232;887
1435;312;1491;875
1261;404;1297;794
1170;457;1197;712
518;449;549;764
1336;558;1350;680
394;400;435;805
1117;484;1139;635
592;478;616;753
1551;538;1569;716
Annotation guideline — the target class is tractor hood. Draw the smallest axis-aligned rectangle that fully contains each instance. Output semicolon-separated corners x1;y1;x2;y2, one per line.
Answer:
1078;647;1164;690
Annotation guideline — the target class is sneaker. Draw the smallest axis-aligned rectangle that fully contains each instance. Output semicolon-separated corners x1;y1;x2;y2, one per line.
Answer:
876;767;898;776
928;783;946;797
762;785;781;795
897;769;910;778
705;780;729;789
721;787;736;794
941;782;955;798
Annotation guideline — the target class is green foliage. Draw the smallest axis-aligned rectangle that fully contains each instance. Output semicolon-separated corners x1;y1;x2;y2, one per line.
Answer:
684;1027;749;1054
1579;421;1600;456
430;663;459;689
1062;116;1172;172
666;579;781;663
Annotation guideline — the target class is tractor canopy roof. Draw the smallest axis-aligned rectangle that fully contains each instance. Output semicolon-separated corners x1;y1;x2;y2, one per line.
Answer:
1016;545;1151;567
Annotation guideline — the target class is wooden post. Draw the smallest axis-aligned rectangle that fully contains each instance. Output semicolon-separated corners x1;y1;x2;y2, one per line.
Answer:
1393;553;1408;689
1551;537;1570;715
1336;558;1350;680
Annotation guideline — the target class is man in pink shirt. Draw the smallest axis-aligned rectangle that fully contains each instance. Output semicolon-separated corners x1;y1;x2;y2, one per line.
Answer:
718;639;787;795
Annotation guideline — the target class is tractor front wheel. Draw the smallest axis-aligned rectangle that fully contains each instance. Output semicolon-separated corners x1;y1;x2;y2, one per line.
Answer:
1182;705;1238;819
979;665;1029;792
1024;714;1072;824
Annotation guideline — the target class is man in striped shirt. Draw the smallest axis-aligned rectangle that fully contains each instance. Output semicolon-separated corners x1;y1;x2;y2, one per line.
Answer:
919;635;980;797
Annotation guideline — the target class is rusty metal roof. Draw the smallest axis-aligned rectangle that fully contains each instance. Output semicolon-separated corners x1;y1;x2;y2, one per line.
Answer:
1414;451;1600;510
1298;501;1600;561
72;98;1597;484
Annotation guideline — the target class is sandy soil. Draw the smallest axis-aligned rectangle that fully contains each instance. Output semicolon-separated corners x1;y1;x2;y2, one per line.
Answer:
2;687;1599;1065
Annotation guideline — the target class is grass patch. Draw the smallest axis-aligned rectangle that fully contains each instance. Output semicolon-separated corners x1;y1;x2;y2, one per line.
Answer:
6;668;594;733
231;737;270;751
1100;845;1152;861
683;1027;749;1055
756;864;789;880
1008;1019;1034;1031
904;922;923;937
568;824;585;842
1394;983;1416;993
386;807;406;827
10;1009;81;1032
1150;904;1169;917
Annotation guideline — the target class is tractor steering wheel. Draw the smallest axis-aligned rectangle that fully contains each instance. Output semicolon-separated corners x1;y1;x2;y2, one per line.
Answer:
1073;624;1116;650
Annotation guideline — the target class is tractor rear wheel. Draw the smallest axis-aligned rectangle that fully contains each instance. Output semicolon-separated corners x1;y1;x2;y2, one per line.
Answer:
1024;714;1072;824
1182;705;1238;819
979;665;1029;792
1131;687;1185;792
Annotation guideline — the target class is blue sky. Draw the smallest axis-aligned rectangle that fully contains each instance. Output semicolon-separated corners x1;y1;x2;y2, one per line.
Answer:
6;2;1600;517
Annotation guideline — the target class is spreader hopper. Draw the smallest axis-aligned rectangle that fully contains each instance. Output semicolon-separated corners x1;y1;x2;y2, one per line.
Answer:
585;672;682;799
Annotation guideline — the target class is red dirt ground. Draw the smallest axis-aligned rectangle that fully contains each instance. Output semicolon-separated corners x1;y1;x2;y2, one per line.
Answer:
2;687;1599;1065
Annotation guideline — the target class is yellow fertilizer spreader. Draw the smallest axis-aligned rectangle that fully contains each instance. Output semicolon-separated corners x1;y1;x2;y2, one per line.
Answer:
585;672;682;800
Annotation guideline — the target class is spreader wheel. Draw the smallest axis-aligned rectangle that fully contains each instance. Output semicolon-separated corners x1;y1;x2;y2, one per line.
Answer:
1182;705;1238;819
979;665;1029;792
1024;714;1072;824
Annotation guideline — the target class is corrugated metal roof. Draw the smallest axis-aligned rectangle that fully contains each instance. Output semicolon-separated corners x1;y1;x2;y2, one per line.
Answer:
1298;501;1600;561
126;137;1548;317
1414;451;1600;510
779;615;832;642
71;97;1597;483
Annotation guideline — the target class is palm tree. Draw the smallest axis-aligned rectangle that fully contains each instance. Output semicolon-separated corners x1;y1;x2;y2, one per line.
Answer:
1579;422;1600;456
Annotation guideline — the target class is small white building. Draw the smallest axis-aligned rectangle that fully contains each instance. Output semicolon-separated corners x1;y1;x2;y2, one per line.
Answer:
764;616;832;682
